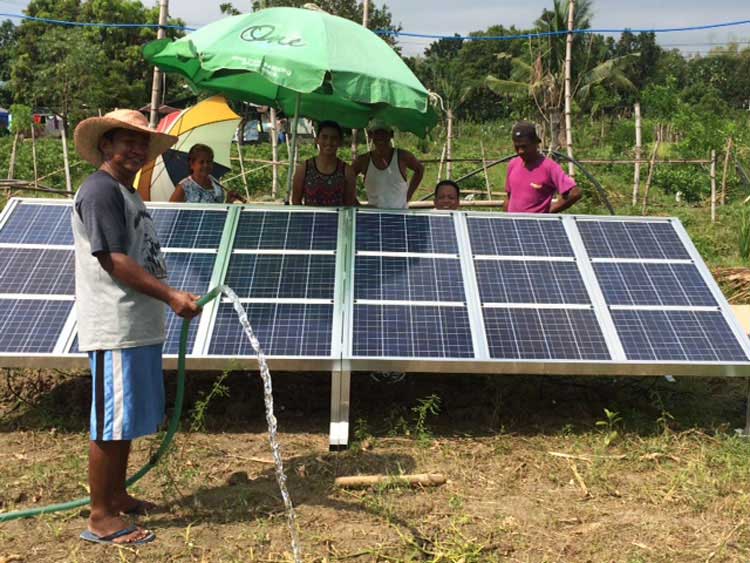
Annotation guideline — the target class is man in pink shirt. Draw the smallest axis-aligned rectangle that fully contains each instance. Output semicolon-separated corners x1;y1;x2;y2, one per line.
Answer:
504;121;582;213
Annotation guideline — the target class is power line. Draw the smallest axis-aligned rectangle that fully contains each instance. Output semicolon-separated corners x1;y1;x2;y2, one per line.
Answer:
1;11;749;41
0;12;195;31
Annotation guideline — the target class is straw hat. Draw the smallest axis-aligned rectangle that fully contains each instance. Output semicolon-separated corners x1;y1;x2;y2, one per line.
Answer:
74;109;178;167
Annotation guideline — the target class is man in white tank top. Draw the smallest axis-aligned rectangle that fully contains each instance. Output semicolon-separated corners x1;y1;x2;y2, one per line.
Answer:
352;119;425;209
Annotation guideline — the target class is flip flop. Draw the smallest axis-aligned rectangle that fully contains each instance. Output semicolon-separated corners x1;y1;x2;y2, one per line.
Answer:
80;526;156;546
122;500;158;516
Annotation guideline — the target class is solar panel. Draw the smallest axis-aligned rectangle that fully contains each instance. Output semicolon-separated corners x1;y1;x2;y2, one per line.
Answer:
352;304;474;358
233;210;338;250
224;254;336;300
0;299;73;353
0;248;75;295
594;262;717;307
0;200;748;377
354;256;465;302
356;212;458;254
578;220;690;260
151;208;227;249
209;303;333;356
474;260;589;305
0;202;73;245
163;252;217;355
483;307;610;360
612;310;748;362
467;216;573;257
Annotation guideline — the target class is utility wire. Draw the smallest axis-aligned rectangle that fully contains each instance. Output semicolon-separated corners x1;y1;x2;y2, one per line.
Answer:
1;11;749;40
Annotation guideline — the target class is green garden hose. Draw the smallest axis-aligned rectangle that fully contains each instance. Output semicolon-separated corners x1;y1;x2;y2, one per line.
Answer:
0;286;224;523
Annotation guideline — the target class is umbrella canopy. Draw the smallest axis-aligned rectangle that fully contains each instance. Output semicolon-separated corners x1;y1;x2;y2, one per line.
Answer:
143;7;437;136
136;96;240;201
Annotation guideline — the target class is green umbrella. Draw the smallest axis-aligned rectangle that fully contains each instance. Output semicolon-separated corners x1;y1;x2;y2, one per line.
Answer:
143;7;437;136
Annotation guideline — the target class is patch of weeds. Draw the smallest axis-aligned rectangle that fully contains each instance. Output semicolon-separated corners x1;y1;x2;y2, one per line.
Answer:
739;206;750;263
385;405;411;437
595;408;623;448
190;370;231;432
351;417;372;450
412;393;441;446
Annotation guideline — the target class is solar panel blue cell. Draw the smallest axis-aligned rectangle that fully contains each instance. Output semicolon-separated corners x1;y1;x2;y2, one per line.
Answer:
356;213;458;254
467;217;573;257
594;263;717;307
224;253;336;299
578;220;690;259
475;260;589;305
208;303;333;356
352;304;474;358
0;248;75;294
612;310;748;362
233;211;338;250
354;256;465;302
0;203;73;245
483;308;610;360
163;309;200;355
0;299;72;353
150;209;226;249
165;252;216;295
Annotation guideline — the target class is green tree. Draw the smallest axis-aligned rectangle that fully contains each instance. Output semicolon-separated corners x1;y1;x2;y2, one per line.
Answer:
11;0;186;121
0;20;17;107
251;0;401;46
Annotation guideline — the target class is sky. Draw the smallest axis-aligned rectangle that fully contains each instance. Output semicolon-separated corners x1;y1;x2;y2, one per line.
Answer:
1;0;749;56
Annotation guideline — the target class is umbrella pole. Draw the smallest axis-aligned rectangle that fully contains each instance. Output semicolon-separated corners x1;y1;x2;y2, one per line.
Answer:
286;93;302;204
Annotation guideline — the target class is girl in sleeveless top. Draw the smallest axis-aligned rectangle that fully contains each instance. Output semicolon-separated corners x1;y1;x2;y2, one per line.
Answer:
292;121;356;207
170;144;242;204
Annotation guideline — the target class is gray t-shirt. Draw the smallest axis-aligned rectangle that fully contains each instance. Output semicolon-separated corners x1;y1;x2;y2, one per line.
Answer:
72;170;167;351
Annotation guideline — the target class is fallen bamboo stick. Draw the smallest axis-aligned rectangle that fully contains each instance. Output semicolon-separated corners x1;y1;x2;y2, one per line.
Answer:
334;473;446;489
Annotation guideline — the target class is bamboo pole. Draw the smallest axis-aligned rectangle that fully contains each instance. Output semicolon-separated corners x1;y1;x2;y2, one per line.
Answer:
710;149;717;223
59;115;73;195
270;107;279;198
7;132;18;179
436;143;447;180
335;473;446;489
30;121;38;190
149;0;169;128
480;141;492;200
563;0;576;177
641;141;660;215
633;102;642;206
235;128;250;200
446;109;454;179
721;137;733;206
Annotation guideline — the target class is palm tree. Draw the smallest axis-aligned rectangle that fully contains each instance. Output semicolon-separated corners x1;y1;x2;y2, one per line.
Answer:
484;0;636;150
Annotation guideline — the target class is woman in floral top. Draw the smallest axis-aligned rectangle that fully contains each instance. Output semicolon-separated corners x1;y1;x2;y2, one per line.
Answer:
170;144;241;203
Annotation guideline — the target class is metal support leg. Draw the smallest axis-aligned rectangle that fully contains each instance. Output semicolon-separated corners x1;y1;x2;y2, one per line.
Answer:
329;366;351;451
744;377;750;437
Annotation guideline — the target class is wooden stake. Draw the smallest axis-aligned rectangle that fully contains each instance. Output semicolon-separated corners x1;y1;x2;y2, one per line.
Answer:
563;0;576;177
633;102;642;207
235;127;250;200
480;141;492;200
60;115;73;195
710;149;717;223
446;109;454;179
31;122;38;190
270;107;279;198
721;137;733;206
641;141;660;215
149;0;169;127
7;132;18;179
335;473;446;489
436;143;447;181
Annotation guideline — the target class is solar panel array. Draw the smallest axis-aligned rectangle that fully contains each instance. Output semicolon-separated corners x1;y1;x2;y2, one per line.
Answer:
0;198;748;375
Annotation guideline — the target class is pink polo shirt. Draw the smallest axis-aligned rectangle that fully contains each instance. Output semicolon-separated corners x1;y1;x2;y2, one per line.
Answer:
505;156;576;213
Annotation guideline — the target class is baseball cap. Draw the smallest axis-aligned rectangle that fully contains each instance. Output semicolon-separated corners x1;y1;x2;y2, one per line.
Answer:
511;121;541;143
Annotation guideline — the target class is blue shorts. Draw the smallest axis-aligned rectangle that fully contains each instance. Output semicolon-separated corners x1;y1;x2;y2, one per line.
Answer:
88;343;165;441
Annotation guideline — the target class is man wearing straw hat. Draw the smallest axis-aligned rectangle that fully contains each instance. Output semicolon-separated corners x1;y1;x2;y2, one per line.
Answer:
72;109;201;545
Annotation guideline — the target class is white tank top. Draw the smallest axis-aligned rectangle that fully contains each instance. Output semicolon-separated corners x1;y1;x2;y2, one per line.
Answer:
364;149;409;209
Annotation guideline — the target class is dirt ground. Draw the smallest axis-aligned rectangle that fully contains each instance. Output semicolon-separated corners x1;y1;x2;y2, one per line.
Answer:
1;370;749;562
